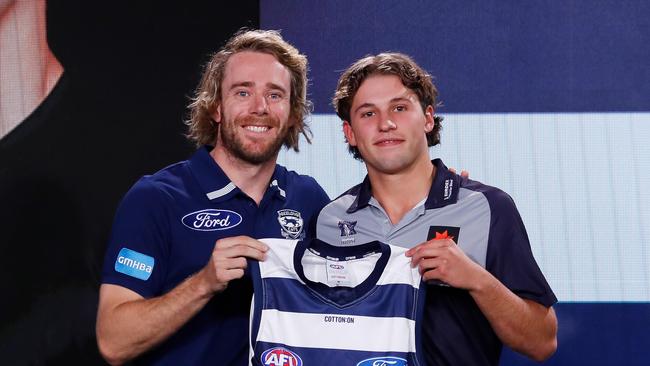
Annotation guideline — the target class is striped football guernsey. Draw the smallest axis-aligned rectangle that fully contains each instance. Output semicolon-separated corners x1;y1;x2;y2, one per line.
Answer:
249;238;426;366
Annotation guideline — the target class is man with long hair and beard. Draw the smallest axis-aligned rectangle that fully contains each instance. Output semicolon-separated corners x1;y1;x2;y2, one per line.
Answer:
96;29;329;365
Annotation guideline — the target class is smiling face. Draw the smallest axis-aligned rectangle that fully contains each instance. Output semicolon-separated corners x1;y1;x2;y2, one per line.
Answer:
212;51;292;165
344;74;435;175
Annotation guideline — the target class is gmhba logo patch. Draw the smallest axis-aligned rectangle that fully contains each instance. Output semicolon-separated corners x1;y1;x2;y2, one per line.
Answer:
114;248;154;281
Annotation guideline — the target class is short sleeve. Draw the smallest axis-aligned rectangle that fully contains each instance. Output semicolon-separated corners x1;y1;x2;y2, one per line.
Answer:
484;189;557;307
101;177;171;298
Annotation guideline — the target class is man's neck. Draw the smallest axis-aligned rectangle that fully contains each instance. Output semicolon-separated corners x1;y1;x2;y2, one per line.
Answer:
210;145;277;205
367;158;435;225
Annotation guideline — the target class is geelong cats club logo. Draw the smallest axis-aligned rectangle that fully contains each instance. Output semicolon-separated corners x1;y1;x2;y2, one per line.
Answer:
277;209;304;239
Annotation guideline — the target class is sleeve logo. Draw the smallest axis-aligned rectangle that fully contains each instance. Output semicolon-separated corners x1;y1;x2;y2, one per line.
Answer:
114;248;155;281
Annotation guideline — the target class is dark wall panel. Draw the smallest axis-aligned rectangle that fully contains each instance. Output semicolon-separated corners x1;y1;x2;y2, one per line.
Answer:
262;0;650;113
0;1;259;364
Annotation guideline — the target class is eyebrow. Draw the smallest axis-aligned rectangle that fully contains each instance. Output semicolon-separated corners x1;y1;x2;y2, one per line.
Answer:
353;94;415;114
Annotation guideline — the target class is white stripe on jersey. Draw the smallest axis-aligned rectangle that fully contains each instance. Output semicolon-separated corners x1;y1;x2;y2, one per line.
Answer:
257;309;417;352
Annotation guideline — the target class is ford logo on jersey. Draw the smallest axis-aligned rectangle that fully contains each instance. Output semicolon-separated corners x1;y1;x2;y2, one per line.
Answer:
261;347;302;366
356;356;408;366
181;209;242;231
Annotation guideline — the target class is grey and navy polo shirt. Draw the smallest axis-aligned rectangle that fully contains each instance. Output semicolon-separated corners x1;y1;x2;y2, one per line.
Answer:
101;146;329;366
313;158;556;366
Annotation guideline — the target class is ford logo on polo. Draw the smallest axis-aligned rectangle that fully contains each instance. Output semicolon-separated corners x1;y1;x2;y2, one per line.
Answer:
356;356;408;366
181;209;242;231
261;347;302;366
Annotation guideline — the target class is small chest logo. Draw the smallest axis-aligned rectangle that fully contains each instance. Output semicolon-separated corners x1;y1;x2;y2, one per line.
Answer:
338;220;357;245
356;356;407;366
181;209;242;231
427;226;460;243
338;220;357;236
261;347;302;366
277;209;304;239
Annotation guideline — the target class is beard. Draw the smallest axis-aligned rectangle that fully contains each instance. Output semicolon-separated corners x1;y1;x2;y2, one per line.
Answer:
218;113;289;165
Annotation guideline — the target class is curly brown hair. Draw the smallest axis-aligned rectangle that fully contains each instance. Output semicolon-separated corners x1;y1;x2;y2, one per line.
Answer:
186;29;312;151
332;52;443;160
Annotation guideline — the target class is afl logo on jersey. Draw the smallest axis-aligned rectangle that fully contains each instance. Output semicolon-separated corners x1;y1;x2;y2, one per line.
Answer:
277;209;304;239
356;356;407;366
261;347;302;366
181;209;242;231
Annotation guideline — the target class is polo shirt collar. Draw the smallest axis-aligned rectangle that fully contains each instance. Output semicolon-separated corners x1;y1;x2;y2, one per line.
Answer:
346;175;373;213
188;146;287;203
346;158;460;213
424;158;460;209
268;165;288;201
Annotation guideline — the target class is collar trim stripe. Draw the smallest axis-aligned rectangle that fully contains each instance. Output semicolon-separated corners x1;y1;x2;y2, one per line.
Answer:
206;182;236;200
270;179;286;198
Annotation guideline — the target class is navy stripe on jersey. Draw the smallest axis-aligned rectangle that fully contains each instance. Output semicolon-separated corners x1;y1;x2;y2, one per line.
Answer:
262;277;420;319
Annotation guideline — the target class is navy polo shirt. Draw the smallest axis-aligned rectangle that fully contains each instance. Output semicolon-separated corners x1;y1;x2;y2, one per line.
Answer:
101;146;329;365
314;159;557;366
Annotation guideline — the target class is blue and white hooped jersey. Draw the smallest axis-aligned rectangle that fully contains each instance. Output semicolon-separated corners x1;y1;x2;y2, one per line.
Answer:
249;238;426;366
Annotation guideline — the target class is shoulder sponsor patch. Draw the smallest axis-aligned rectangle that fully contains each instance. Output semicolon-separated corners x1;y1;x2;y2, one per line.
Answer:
114;248;154;281
356;356;407;366
181;208;243;231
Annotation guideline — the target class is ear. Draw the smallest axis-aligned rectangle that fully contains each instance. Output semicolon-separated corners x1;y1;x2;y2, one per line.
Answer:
212;105;222;123
424;105;435;133
343;121;357;146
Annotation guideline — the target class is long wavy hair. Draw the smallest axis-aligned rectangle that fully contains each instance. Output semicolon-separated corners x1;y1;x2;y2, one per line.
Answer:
186;29;312;151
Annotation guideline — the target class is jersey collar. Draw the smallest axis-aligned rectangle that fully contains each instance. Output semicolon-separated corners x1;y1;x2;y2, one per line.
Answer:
346;158;460;213
188;146;287;203
293;238;391;307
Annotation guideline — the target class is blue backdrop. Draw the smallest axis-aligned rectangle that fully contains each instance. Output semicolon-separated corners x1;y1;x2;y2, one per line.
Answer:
263;1;650;365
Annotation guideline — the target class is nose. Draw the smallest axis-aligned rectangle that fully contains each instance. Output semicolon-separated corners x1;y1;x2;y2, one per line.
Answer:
379;118;397;131
251;93;269;115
